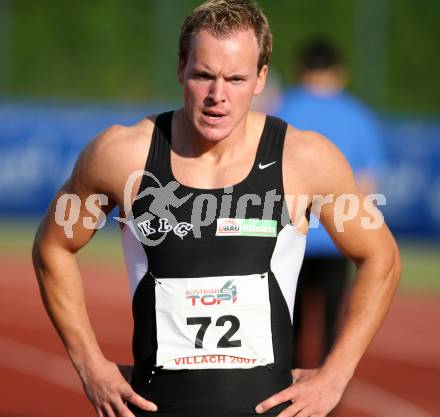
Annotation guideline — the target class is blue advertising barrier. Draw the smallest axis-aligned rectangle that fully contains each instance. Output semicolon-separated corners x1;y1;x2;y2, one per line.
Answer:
0;101;165;216
380;118;440;237
0;102;439;238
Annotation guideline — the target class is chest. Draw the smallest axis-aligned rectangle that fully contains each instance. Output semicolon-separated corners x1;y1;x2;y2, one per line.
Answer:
170;151;257;190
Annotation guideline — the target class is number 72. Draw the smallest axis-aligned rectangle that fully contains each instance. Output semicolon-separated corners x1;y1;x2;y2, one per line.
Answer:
186;315;242;349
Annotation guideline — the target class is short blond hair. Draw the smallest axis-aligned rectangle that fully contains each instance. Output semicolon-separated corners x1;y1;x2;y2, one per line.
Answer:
179;0;272;73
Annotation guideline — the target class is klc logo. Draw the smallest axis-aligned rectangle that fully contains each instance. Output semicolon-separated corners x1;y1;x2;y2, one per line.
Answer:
186;280;237;306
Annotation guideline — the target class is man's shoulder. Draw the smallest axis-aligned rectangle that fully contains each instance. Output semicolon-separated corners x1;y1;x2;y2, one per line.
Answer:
91;114;157;158
283;125;354;195
71;114;159;196
284;125;337;162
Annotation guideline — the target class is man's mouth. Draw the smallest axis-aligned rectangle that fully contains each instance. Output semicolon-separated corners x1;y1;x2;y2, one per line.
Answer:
202;110;226;117
201;110;227;124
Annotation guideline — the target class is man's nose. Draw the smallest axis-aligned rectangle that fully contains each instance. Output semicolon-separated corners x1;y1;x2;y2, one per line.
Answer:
207;78;226;103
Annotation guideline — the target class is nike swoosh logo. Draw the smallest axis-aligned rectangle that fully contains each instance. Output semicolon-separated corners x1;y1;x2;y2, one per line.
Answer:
258;161;277;170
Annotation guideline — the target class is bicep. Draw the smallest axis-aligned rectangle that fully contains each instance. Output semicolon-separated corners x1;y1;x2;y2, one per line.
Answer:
305;134;393;264
35;142;117;255
318;189;393;264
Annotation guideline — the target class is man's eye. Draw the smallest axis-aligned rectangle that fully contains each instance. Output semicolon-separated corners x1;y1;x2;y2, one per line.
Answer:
195;73;211;80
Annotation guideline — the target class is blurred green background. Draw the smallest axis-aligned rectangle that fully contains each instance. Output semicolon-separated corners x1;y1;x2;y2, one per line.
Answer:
2;0;440;113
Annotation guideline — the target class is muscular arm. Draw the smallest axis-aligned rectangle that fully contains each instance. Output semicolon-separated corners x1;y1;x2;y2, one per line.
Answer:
257;129;401;417
33;130;117;376
32;121;157;417
304;131;400;379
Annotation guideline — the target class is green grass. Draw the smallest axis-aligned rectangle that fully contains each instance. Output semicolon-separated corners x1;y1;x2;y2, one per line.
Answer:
0;219;124;266
1;221;438;293
398;241;440;293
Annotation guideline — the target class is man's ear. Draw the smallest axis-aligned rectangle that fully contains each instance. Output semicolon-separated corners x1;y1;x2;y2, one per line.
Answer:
254;65;269;96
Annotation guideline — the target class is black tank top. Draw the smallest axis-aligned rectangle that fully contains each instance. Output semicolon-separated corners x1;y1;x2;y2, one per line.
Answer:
121;111;306;417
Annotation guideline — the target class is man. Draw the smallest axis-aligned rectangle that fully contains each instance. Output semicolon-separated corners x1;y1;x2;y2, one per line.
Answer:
32;1;400;417
276;39;385;369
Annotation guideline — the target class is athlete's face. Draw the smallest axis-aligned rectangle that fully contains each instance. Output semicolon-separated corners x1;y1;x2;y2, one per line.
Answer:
178;29;268;142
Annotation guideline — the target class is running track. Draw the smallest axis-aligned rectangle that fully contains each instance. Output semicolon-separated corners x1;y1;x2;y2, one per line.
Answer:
1;256;439;417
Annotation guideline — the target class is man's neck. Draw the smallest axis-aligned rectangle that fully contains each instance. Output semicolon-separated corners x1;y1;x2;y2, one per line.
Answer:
173;109;253;164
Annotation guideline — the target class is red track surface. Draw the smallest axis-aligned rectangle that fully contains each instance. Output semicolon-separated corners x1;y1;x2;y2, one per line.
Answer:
1;256;439;417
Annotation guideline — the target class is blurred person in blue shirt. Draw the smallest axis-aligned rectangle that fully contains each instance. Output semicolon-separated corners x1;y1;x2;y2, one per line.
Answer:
276;38;384;368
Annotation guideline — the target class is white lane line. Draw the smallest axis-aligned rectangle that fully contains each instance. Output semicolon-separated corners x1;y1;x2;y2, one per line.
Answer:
368;348;440;371
0;337;82;393
343;378;436;417
368;329;440;370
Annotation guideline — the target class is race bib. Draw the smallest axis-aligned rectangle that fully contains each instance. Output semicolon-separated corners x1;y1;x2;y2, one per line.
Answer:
154;272;274;370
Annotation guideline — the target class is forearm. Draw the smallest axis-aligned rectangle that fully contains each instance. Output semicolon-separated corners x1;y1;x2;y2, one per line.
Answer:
321;244;401;384
32;239;106;379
